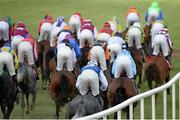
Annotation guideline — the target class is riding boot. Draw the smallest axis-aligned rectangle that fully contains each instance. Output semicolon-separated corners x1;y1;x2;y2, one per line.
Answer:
31;64;39;80
165;55;173;70
95;94;103;108
138;48;145;63
12;74;17;91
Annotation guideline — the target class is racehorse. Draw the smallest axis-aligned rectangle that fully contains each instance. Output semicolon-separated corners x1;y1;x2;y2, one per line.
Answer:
66;93;102;119
144;55;170;100
107;77;138;119
49;70;77;119
143;25;152;55
36;40;50;89
17;63;37;118
0;72;17;119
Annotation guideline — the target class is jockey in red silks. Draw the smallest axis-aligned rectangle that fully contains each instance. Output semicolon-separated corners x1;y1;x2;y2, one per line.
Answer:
18;34;39;79
78;19;98;48
38;15;53;42
12;21;29;52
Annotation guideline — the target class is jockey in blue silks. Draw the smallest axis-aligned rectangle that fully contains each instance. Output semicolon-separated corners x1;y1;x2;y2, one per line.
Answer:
145;1;164;26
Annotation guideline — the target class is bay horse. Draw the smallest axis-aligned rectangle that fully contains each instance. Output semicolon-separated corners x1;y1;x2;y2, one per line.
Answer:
0;72;17;119
66;93;102;119
36;40;50;89
144;55;170;99
143;24;152;55
17;63;37;118
49;70;77;119
107;77;138;119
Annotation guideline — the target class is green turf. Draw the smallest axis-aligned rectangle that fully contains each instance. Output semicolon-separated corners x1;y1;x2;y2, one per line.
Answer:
0;0;179;119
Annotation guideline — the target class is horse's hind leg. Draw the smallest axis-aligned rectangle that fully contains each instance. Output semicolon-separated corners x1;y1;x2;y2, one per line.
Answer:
21;93;25;118
31;91;36;110
25;93;30;114
138;73;142;88
54;99;61;119
165;75;170;95
148;79;153;90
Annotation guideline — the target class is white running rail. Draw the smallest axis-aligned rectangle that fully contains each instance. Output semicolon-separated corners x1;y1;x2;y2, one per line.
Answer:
78;72;180;120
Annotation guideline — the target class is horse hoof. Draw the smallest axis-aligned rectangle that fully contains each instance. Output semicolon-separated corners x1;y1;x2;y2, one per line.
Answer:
31;105;35;110
54;114;59;119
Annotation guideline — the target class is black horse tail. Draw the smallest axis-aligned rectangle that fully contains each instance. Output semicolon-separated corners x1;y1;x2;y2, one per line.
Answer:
72;97;86;119
58;74;72;106
145;63;157;82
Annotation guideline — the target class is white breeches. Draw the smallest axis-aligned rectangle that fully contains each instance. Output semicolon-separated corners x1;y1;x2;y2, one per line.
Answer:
97;32;111;42
152;34;170;57
56;46;75;71
114;56;133;79
69;15;81;34
38;22;52;42
146;10;159;25
50;27;61;47
0;52;15;76
76;69;99;96
0;21;9;41
18;41;34;65
127;27;142;49
91;46;107;71
107;43;122;63
11;35;24;52
79;29;94;48
126;13;139;27
151;22;164;37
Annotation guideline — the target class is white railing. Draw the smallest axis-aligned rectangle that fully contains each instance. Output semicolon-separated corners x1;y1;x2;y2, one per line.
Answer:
78;72;180;120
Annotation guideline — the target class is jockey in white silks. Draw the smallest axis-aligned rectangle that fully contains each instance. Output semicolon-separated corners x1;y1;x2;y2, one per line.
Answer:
0;43;19;84
145;1;164;26
0;19;9;43
78;19;98;48
68;12;83;37
50;16;67;47
11;21;29;52
18;34;39;79
57;25;81;59
126;22;145;62
112;45;136;80
126;6;140;30
89;41;107;71
76;60;108;98
56;41;76;72
107;33;126;63
38;15;53;42
152;28;173;69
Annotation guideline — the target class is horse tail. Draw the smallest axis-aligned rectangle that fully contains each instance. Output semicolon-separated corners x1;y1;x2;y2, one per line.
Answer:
72;97;86;119
145;63;157;82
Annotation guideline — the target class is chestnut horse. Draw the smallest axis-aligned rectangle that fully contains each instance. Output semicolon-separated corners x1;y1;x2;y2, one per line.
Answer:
49;70;77;119
36;40;50;89
0;72;17;119
107;77;138;119
144;55;170;99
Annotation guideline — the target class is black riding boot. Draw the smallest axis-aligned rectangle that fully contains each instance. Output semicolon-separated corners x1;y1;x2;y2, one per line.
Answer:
95;94;103;108
31;64;39;80
138;48;145;63
165;55;173;69
12;74;17;90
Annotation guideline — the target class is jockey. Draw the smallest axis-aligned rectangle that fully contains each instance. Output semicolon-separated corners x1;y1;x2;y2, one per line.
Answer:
107;33;126;63
50;16;67;47
13;21;29;38
56;39;76;73
38;15;53;42
126;22;145;62
18;34;39;79
0;18;10;43
152;28;173;69
57;25;81;59
151;20;167;39
0;43;19;84
88;40;107;72
126;6;140;30
68;12;83;37
76;60;108;105
5;16;15;38
78;19;98;48
145;1;164;26
12;21;29;52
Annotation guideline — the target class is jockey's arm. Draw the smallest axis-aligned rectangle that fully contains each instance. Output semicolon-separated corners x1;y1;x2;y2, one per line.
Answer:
99;70;108;91
159;10;164;20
